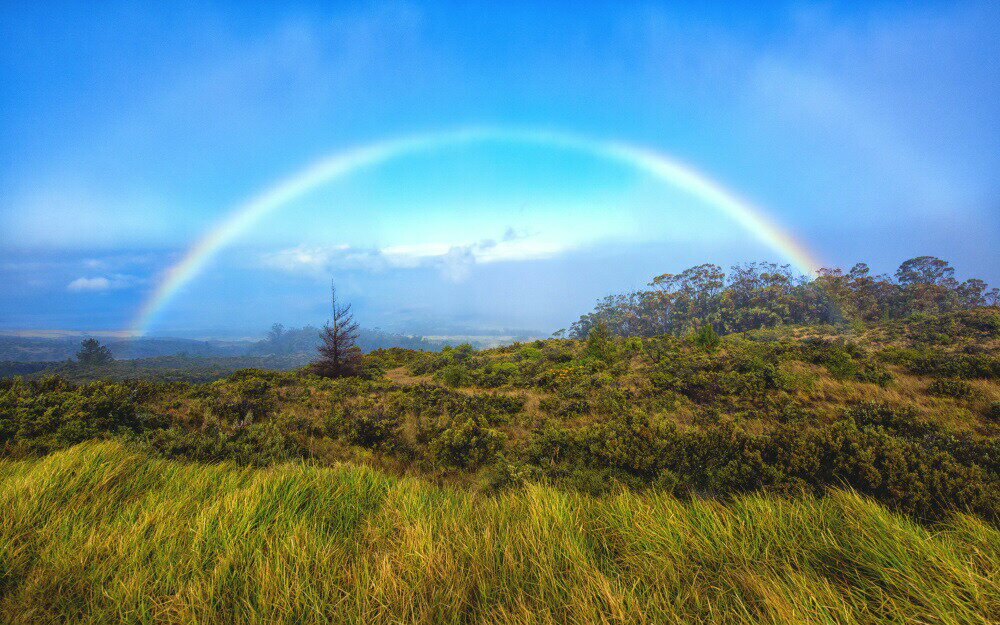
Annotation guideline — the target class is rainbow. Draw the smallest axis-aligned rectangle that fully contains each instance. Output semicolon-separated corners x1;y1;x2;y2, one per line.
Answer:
129;127;824;336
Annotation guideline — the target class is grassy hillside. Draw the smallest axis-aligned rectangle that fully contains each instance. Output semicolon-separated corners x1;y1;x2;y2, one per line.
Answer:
2;442;998;624
3;311;999;524
2;311;999;622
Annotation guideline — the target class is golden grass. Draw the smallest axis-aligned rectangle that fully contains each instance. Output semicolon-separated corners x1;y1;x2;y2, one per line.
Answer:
783;361;999;431
2;442;998;624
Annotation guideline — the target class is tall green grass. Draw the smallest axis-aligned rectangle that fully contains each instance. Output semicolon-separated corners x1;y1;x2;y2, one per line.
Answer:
1;442;998;624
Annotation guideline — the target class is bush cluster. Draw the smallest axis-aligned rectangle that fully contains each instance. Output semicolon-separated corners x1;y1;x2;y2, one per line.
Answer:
926;377;980;400
0;376;163;455
650;344;805;405
800;339;893;385
525;403;999;522
879;347;1000;380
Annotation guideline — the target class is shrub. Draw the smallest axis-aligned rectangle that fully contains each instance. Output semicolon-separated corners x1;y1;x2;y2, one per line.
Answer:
344;402;400;448
201;374;276;424
985;402;1000;422
585;322;614;363
515;346;542;362
475;362;520;388
142;420;307;466
541;346;575;363
480;455;536;491
882;347;1000;379
0;377;160;455
802;339;892;385
436;364;474;387
927;378;980;400
691;325;721;350
524;403;1000;522
624;336;644;354
765;420;999;522
430;414;505;470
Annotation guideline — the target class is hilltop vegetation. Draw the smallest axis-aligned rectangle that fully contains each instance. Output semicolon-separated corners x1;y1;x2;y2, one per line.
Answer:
3;308;998;525
567;256;997;338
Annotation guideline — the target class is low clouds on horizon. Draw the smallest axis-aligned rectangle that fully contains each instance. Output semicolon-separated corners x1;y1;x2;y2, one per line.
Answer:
260;227;565;282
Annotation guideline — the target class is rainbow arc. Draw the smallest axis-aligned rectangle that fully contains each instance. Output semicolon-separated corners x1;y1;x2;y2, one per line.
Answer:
129;127;824;336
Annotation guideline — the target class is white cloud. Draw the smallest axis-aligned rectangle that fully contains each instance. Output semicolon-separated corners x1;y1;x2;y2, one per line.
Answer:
68;277;112;291
261;229;568;282
67;274;138;292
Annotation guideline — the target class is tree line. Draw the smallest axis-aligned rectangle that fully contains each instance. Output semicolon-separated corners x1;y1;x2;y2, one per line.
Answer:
566;256;999;339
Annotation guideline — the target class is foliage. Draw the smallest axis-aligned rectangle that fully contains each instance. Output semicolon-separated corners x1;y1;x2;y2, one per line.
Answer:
436;364;474;387
691;324;721;350
430;414;505;470
801;338;894;385
585;320;614;362
76;338;114;365
0;376;162;455
141;419;307;466
987;402;1000;421
879;345;1000;379
570;257;998;339
927;377;981;400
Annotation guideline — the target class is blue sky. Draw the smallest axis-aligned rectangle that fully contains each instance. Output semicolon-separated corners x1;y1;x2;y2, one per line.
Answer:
2;1;998;337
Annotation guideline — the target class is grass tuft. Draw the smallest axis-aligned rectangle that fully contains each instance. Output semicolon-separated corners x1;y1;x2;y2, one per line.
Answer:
2;442;998;624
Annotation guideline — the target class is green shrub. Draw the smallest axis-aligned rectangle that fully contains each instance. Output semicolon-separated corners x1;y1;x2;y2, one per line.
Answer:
585;322;614;363
525;404;1000;522
480;455;536;491
515;346;542;362
436;364;474;387
541;346;575;363
141;420;307;466
927;378;980;400
881;347;1000;379
344;401;400;448
623;336;644;354
691;325;721;350
201;374;276;424
802;339;893;385
475;362;519;388
430;414;505;470
0;377;162;455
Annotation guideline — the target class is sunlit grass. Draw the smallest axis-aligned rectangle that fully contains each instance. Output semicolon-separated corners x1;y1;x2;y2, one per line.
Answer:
2;442;998;624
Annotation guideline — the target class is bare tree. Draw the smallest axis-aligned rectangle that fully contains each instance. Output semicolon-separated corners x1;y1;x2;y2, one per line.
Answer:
310;282;361;378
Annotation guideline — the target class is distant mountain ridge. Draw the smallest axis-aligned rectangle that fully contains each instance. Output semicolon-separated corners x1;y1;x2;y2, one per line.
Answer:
0;335;250;362
0;325;517;364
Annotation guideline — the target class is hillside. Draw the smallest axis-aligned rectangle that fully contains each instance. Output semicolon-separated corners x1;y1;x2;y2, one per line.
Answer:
3;310;999;518
2;310;999;622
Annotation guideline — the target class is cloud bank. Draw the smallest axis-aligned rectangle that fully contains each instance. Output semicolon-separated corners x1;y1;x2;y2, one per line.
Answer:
260;228;565;282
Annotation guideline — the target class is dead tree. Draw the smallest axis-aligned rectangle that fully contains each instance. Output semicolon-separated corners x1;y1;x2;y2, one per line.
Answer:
310;282;362;378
